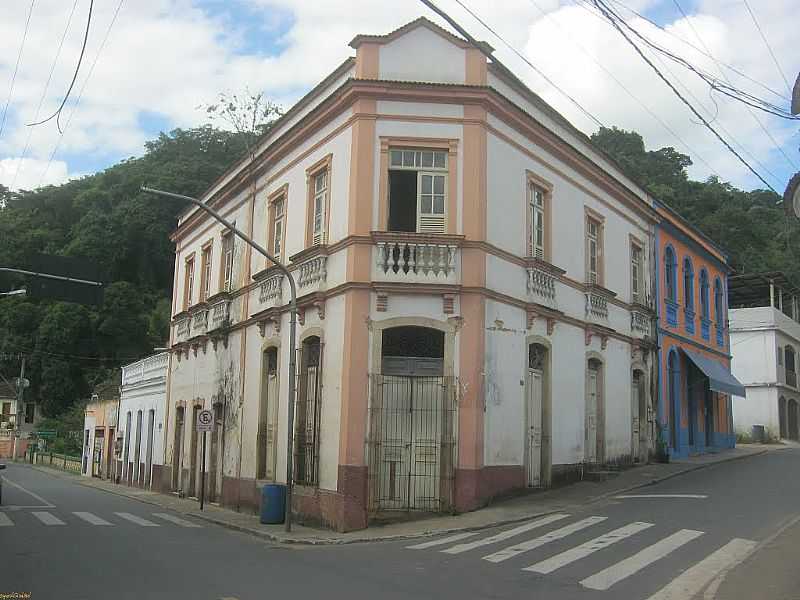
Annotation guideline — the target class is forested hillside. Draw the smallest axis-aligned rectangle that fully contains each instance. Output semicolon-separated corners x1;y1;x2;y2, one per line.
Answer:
0;124;793;421
0;126;251;417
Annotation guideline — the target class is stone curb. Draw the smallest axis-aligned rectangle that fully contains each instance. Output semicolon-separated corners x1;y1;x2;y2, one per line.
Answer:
21;447;770;545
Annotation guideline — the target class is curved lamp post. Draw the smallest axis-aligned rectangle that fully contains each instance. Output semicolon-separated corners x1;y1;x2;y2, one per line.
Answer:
141;185;299;532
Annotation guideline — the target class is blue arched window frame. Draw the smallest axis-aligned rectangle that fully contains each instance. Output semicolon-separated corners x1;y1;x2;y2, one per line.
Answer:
714;277;724;346
664;246;678;327
683;257;695;334
699;268;711;340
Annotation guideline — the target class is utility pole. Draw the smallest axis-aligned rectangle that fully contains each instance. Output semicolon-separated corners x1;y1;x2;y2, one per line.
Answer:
140;185;300;532
13;356;26;461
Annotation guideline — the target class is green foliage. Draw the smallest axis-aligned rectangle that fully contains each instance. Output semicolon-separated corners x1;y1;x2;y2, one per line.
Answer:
591;127;797;281
0;125;256;422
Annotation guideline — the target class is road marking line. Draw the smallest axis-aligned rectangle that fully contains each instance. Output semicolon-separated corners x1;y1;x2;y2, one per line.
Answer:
645;538;757;600
407;532;479;549
3;478;55;507
73;512;113;526
613;494;708;499
0;513;13;526
441;514;570;555
114;512;159;527
32;511;66;526
524;521;654;574
580;529;705;590
483;516;607;563
152;513;202;528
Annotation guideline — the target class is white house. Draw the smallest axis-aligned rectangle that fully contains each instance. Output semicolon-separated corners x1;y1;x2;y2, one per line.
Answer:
117;352;169;489
729;273;800;441
165;18;658;531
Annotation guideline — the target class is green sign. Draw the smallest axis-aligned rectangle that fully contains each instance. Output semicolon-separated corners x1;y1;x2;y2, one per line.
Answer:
34;430;57;438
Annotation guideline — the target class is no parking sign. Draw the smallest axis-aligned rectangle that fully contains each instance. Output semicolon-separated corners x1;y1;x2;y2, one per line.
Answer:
196;409;214;432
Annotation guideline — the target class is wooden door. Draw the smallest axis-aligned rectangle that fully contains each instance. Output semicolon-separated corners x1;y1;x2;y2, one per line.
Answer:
586;369;598;464
527;369;543;487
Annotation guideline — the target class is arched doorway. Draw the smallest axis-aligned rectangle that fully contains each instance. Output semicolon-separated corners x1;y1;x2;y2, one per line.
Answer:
668;351;680;451
368;325;455;512
631;369;646;463
296;336;322;486
527;343;548;487
788;399;799;441
256;347;279;481
586;358;604;465
779;396;788;439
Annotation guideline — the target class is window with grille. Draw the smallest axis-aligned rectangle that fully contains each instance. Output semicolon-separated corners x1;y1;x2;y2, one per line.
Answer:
312;171;327;245
200;245;212;302
296;336;322;486
184;257;194;309
631;244;643;303
221;232;234;292
586;218;600;285
529;184;545;259
272;197;285;257
388;149;447;234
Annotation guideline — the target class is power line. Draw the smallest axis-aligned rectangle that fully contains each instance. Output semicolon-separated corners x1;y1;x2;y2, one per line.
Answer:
603;0;789;103
588;0;780;194
0;0;36;140
27;0;94;134
528;0;720;177
671;0;797;172
741;0;792;97
419;0;606;129
38;0;124;188
10;0;80;191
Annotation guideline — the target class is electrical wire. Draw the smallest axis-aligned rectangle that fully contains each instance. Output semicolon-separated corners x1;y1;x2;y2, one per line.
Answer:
603;0;789;103
0;0;36;140
671;0;797;172
527;0;720;177
426;0;607;129
1;345;143;363
26;0;94;134
38;0;124;188
587;0;780;194
10;0;79;191
741;0;792;97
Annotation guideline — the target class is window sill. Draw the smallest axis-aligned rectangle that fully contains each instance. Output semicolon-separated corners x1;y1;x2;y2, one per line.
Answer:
583;282;617;299
525;256;566;276
371;230;464;246
289;244;329;264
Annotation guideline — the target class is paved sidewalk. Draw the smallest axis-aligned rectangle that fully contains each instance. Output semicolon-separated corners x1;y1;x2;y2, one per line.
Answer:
28;443;776;545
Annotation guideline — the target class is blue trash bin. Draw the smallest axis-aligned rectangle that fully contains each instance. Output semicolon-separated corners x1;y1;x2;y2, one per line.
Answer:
260;483;286;524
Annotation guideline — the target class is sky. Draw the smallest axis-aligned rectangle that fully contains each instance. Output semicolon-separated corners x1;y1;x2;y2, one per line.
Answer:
0;0;797;193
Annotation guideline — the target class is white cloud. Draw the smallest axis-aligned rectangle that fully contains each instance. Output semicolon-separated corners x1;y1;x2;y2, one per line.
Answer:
0;0;796;191
0;157;69;190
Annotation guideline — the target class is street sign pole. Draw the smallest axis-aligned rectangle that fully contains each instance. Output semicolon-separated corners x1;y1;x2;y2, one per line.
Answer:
200;432;206;511
196;408;214;511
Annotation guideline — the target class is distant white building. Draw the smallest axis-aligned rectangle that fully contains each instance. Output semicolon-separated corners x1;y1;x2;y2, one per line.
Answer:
117;352;169;489
729;273;800;441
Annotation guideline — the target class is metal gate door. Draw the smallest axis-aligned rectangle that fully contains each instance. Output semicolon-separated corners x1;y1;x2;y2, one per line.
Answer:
368;369;456;513
526;369;543;487
631;376;640;461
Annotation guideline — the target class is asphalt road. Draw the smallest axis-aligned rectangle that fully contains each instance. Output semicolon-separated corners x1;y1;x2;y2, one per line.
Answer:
1;448;799;600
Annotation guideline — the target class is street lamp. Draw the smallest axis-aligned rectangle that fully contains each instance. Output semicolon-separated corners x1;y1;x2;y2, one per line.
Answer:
0;289;27;297
140;185;299;532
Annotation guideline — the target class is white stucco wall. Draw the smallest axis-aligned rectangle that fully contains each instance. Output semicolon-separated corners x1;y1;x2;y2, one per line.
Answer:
379;27;466;84
733;387;778;438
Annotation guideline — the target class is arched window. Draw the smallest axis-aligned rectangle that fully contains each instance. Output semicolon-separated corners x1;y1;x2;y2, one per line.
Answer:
665;247;677;302
683;258;694;311
700;269;710;319
714;277;723;323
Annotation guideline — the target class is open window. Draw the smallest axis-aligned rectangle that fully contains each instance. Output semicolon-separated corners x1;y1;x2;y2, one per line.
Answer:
388;149;447;234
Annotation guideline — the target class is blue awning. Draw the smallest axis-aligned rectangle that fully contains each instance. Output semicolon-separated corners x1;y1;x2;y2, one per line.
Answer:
681;348;746;397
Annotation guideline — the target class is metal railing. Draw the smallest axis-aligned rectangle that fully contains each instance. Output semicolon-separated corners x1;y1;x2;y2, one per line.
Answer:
34;451;82;473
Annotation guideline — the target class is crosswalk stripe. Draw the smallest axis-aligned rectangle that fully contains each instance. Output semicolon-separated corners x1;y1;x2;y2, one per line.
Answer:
407;531;479;549
580;529;705;590
114;512;160;527
73;512;113;526
152;513;202;528
644;538;757;600
524;521;654;574
483;516;608;563
0;513;13;527
32;511;66;526
441;514;570;555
